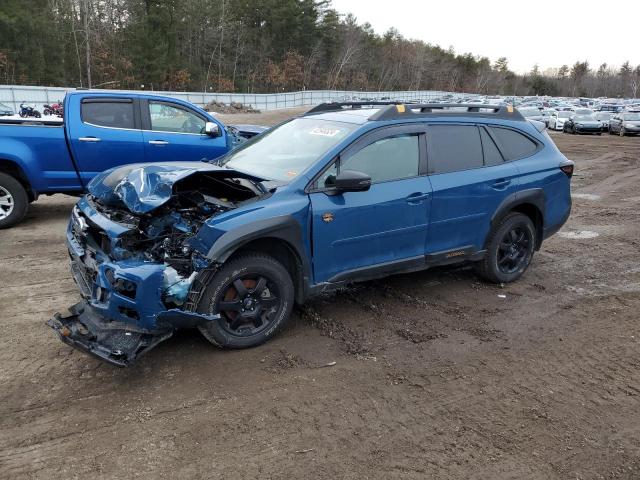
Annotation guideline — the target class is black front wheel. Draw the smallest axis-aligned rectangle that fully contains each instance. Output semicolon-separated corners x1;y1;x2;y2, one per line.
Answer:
197;253;294;349
474;212;536;284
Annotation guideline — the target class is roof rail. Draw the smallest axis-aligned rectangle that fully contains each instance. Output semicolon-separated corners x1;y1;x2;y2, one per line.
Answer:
368;103;523;121
304;101;524;121
306;101;409;114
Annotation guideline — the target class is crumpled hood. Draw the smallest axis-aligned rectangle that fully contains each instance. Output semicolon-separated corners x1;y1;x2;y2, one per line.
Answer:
87;161;264;214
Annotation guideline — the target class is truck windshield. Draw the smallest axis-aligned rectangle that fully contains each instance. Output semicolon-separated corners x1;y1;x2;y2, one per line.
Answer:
221;118;357;182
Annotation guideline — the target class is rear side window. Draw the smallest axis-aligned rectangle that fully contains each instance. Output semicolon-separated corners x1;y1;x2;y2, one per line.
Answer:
81;101;135;129
480;128;503;166
428;125;483;174
488;127;538;160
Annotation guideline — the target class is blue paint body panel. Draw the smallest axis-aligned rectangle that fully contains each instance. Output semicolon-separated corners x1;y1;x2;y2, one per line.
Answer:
53;105;573;365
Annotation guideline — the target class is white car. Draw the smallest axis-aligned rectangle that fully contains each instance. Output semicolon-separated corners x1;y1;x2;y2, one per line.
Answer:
548;111;573;131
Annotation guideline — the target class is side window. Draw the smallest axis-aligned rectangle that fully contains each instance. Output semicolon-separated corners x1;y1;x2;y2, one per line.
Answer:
488;127;538;160
480;127;503;166
428;125;483;174
149;101;206;134
339;134;420;184
81;101;135;129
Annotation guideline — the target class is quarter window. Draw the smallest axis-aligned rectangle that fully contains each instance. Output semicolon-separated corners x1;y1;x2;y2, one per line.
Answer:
480;128;503;166
149;102;206;134
488;127;538;160
81;101;135;129
338;134;420;184
428;125;483;174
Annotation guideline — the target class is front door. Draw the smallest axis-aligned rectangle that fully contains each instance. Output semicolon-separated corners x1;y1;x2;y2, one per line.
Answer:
142;100;228;163
309;126;432;284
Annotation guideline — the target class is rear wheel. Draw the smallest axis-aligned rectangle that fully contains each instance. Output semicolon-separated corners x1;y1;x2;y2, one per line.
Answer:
474;212;536;284
619;127;626;137
0;172;29;229
197;253;294;349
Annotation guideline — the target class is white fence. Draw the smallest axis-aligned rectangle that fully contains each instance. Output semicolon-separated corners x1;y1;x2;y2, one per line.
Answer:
0;85;459;113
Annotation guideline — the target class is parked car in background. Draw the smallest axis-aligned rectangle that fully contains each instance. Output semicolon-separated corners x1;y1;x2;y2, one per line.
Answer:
518;107;546;123
563;114;603;134
48;101;574;366
596;104;624;113
0;103;14;116
594;112;613;131
548;110;573;131
608;112;640;136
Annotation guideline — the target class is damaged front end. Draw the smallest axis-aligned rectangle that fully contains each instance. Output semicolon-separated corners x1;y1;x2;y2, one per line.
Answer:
47;162;266;366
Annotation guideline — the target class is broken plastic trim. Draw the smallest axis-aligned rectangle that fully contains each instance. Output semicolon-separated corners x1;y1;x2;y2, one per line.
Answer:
47;301;220;367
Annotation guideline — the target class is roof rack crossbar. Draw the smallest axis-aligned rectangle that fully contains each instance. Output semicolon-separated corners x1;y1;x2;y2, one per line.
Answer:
306;101;408;114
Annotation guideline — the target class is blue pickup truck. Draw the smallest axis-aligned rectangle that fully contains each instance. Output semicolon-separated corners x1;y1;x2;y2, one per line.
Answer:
0;90;265;228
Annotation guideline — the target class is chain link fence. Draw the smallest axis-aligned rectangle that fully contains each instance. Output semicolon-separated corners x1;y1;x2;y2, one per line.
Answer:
0;85;465;114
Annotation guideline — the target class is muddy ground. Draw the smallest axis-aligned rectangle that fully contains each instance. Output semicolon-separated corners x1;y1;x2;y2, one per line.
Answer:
1;109;640;479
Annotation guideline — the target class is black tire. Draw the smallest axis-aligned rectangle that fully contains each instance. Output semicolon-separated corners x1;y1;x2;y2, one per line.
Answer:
0;172;29;229
474;212;536;284
619;127;626;137
196;253;294;349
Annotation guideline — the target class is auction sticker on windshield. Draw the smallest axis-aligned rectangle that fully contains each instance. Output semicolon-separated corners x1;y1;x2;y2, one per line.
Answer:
309;126;342;137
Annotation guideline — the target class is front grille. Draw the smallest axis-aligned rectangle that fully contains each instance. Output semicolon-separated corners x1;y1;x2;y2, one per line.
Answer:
71;258;95;298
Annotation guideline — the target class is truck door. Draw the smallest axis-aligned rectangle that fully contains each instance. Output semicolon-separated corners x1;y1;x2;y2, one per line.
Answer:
67;97;145;186
141;100;228;163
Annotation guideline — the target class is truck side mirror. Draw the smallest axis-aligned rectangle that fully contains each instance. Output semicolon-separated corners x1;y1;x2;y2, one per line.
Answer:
205;122;221;137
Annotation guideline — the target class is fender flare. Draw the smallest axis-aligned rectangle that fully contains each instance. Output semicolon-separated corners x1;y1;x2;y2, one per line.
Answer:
206;215;312;301
490;188;545;226
491;188;546;248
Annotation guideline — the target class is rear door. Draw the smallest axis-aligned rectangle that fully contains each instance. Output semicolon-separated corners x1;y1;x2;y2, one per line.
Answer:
426;124;520;254
141;100;228;163
68;97;144;185
308;124;432;283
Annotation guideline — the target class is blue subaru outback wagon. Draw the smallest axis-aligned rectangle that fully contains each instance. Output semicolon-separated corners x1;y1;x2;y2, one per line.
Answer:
48;102;573;366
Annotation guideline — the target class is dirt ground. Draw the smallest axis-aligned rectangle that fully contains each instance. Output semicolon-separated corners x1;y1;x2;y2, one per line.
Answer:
2;109;640;480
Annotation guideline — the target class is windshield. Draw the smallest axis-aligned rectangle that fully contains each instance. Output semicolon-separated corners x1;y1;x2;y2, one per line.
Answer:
623;113;640;121
574;109;593;115
575;115;596;121
595;113;611;120
222;118;358;182
558;112;571;118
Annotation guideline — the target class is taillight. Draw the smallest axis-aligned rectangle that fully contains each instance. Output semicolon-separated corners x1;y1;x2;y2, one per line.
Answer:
560;164;574;178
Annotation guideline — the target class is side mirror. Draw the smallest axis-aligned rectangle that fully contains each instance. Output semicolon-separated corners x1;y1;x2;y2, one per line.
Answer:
329;170;372;194
205;122;221;137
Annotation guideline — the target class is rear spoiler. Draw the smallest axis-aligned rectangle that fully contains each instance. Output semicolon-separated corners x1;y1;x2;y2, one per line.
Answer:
528;119;546;133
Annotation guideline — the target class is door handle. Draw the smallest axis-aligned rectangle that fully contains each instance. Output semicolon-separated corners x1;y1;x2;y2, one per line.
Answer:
78;136;101;142
406;192;430;203
491;179;511;190
148;140;169;145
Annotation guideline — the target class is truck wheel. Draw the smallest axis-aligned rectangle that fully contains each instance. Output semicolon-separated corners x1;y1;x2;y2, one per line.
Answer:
474;212;536;284
0;172;29;229
197;253;294;349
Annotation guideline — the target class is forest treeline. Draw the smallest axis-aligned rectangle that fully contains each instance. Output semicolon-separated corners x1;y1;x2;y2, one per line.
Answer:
1;0;639;97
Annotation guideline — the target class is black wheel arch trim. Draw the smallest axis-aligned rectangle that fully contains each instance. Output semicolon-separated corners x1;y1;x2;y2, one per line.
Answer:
205;215;312;303
490;188;545;248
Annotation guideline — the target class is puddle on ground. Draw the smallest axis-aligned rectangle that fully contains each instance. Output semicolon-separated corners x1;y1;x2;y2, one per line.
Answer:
558;230;600;239
572;193;601;201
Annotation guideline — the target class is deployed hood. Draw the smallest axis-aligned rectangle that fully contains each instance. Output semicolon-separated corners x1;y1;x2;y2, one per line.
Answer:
88;161;265;214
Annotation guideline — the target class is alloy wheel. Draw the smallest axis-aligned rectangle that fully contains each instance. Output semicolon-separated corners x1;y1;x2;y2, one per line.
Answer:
497;226;532;275
0;186;14;221
217;275;282;337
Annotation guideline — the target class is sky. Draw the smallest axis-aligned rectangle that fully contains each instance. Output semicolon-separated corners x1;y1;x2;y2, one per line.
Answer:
331;0;640;74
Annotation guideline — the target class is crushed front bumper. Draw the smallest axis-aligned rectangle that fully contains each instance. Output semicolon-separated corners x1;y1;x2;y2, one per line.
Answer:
47;302;173;367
